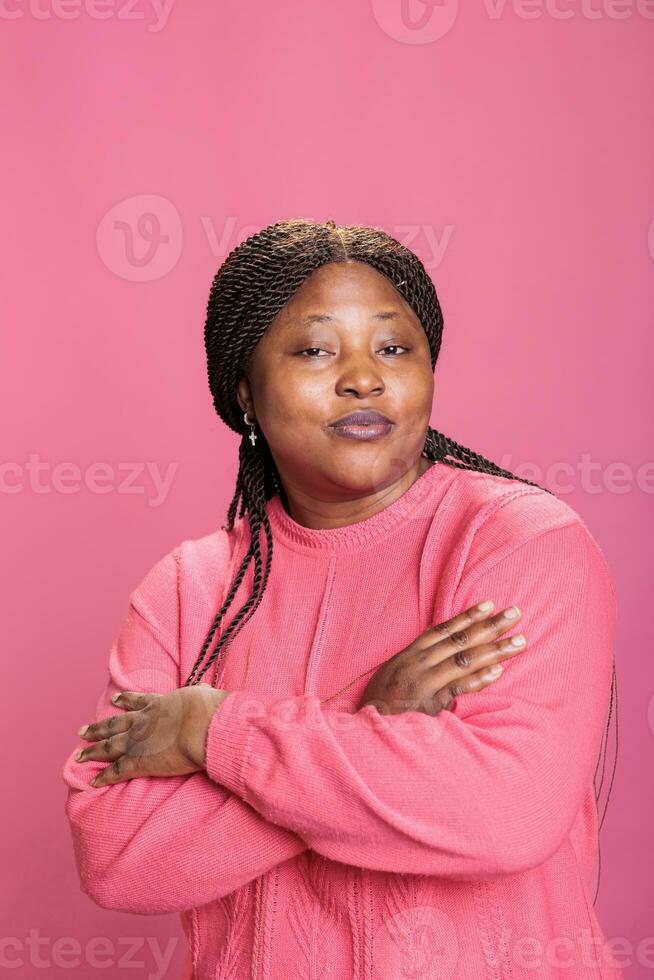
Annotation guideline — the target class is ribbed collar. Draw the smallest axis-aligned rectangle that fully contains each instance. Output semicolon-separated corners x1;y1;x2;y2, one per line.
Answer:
264;460;449;553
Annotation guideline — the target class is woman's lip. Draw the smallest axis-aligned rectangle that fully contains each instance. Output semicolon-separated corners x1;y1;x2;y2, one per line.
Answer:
328;422;394;441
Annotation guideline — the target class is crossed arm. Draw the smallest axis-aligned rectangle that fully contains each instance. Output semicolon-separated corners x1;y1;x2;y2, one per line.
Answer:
62;557;308;915
202;519;616;878
63;517;616;912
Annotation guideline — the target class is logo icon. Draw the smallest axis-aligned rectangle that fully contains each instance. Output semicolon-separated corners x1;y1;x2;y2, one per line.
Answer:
371;0;459;44
96;194;183;281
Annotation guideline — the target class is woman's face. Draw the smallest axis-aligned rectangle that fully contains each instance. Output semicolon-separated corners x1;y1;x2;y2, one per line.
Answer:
237;259;434;504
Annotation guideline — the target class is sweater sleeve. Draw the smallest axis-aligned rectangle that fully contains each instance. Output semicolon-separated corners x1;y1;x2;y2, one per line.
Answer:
204;512;617;880
61;546;306;915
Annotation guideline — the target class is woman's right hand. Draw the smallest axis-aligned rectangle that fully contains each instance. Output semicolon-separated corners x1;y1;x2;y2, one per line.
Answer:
357;601;527;716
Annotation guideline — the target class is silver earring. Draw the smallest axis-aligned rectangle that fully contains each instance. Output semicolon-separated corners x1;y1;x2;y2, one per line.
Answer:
243;410;258;446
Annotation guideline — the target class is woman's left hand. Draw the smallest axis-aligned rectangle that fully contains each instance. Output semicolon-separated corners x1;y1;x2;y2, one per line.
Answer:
75;685;230;787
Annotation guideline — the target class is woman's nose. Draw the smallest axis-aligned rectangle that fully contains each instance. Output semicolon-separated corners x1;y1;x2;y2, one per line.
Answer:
335;358;385;397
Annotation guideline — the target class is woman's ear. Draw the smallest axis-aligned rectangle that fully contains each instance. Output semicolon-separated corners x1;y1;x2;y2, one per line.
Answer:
236;376;253;416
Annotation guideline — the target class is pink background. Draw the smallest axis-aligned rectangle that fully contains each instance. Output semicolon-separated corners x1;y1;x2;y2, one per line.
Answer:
2;2;652;977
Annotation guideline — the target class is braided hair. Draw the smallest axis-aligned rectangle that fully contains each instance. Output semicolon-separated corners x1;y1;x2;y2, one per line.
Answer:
183;218;617;900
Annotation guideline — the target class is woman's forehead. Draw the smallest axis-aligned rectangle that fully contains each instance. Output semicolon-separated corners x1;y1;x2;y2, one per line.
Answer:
273;262;415;325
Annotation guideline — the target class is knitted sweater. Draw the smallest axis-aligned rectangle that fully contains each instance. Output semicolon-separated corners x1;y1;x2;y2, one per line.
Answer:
62;461;623;979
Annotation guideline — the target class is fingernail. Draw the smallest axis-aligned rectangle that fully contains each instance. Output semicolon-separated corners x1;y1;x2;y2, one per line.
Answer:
488;664;503;676
504;606;520;619
90;776;98;786
75;751;84;762
111;693;121;704
477;600;494;612
510;634;526;647
78;725;89;737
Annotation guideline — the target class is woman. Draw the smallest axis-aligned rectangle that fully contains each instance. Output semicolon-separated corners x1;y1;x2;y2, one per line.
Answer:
63;219;620;979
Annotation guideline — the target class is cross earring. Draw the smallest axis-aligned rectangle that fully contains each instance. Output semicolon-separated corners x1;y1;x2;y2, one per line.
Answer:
244;410;258;446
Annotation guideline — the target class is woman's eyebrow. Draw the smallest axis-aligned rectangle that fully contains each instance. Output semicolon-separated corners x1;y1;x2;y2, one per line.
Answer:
298;311;402;325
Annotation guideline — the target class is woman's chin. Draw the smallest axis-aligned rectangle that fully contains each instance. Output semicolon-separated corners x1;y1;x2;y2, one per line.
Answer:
320;457;420;494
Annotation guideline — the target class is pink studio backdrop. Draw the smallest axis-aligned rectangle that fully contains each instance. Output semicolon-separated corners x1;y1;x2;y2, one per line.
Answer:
2;3;652;978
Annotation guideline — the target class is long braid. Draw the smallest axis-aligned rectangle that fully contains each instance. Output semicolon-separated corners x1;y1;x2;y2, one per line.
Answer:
184;440;274;687
183;219;618;898
423;428;547;488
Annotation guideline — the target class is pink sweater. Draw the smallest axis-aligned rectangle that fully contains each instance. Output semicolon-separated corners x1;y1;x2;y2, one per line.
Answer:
62;461;623;979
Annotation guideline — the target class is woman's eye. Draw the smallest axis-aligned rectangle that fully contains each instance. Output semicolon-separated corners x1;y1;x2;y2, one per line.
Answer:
299;346;410;358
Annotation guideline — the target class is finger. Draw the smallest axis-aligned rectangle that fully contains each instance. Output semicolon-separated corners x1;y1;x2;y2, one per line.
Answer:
429;633;527;691
90;753;140;788
78;710;133;742
441;661;508;711
112;690;159;710
420;605;523;669
77;691;159;741
415;601;498;651
76;729;131;765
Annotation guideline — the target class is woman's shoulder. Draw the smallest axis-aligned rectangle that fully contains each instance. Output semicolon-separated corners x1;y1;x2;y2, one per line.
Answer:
177;525;236;575
128;525;240;613
446;466;582;539
444;467;614;595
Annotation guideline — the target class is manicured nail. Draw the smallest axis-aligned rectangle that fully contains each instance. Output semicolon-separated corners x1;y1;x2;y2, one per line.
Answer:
78;725;89;737
75;751;85;762
503;606;520;619
488;664;503;676
510;634;526;647
90;776;98;786
477;600;494;612
111;693;121;704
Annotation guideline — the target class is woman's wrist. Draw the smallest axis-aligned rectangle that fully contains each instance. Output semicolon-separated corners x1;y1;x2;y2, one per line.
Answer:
184;687;231;769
